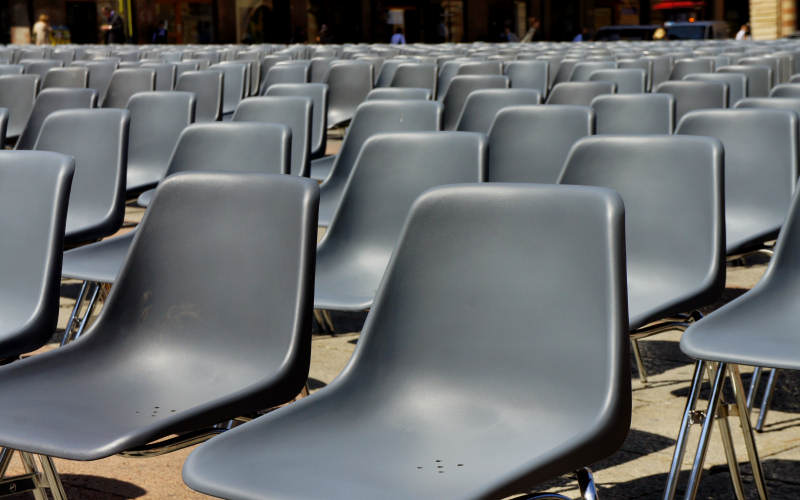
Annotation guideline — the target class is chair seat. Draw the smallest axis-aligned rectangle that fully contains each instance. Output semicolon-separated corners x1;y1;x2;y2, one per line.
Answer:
681;283;800;370
628;274;714;330
61;231;134;283
310;155;335;182
0;338;282;460
126;164;163;193
313;254;388;311
184;383;610;500
727;211;781;255
137;188;155;207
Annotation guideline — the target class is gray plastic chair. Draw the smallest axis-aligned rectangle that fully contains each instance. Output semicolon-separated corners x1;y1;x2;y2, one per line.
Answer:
126;91;195;193
0;171;318;500
315;100;442;220
260;63;308;94
103;68;155;108
233;96;312;177
34;109;128;245
488;105;593;183
504;60;548;97
266;83;328;158
0;74;39;141
209;62;248;118
174;61;199;79
656;80;727;124
618;58;654;91
560;135;725;382
15;88;98;151
0;151;73;362
677;109;800;256
41;67;88;89
455;88;541;134
441;74;508;131
684;72;748;106
0;108;7;146
176;70;223;122
769;83;800;98
718;65;771;97
642;54;672;89
666;181;800;500
75;60;118;104
546;81;616;106
0;64;24;76
569;61;616;82
184;181;630;500
315;132;486;318
458;61;503;76
141;62;176;91
736;96;800;115
309;57;332;83
259;55;291;86
589;68;646;94
591;93;673;135
670;58;715;80
739;57;778;87
375;59;405;88
366;87;431;101
20;59;63;80
390;63;437;95
137;122;291;207
326;61;373;128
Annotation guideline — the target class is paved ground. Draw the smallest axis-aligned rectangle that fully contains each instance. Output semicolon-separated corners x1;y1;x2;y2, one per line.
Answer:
5;137;800;498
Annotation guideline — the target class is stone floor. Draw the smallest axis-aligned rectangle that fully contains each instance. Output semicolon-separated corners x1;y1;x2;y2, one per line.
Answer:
5;136;800;498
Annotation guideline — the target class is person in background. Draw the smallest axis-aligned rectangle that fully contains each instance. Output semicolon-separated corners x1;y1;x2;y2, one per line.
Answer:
152;20;168;43
32;14;51;46
391;26;406;45
573;27;589;42
316;24;332;44
502;22;519;42
520;17;541;42
735;23;750;40
101;5;126;44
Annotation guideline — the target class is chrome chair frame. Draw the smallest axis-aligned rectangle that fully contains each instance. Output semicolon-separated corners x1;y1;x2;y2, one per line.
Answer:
518;468;599;500
0;449;66;499
630;311;702;384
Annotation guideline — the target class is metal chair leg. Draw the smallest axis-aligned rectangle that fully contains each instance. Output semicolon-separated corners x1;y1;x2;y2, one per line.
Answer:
38;455;67;500
321;309;336;333
61;281;89;346
0;448;11;477
747;366;763;410
18;452;46;500
705;365;745;500
577;467;599;500
631;338;648;384
73;282;101;341
664;360;705;500
729;365;769;500
756;368;778;433
313;309;330;334
683;362;727;500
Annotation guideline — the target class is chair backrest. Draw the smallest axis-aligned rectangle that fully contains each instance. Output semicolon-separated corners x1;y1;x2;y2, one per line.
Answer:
309;57;332;83
51;48;75;65
642;55;672;89
488;105;593;183
42;67;89;89
718;65;771;97
16;88;98;150
176;70;223;122
319;132;487;307
366;87;431;101
441;74;508;131
390;63;437;95
560;135;725;327
655;80;727;123
261;63;308;94
375;59;404;88
76;60;118;103
736;97;800;115
589;68;646;94
546;81;616;106
103;68;155;108
266;83;328;158
321;100;441;196
684;72;748;106
141;62;176;91
90;172;317;413
676;109;800;254
591;93;674;134
738;57;778;87
0;151;74;360
0;108;6;145
0;74;39;139
34;109;129;245
769;83;800;98
326;61;373;127
165;122;290;177
670;58;715;80
330;182;629;476
233;96;312;177
569;61;616;82
126;91;196;192
21;59;64;80
618;58;654;91
174;61;199;79
456;88;541;134
0;64;24;76
209;62;248;115
504;60;549;97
